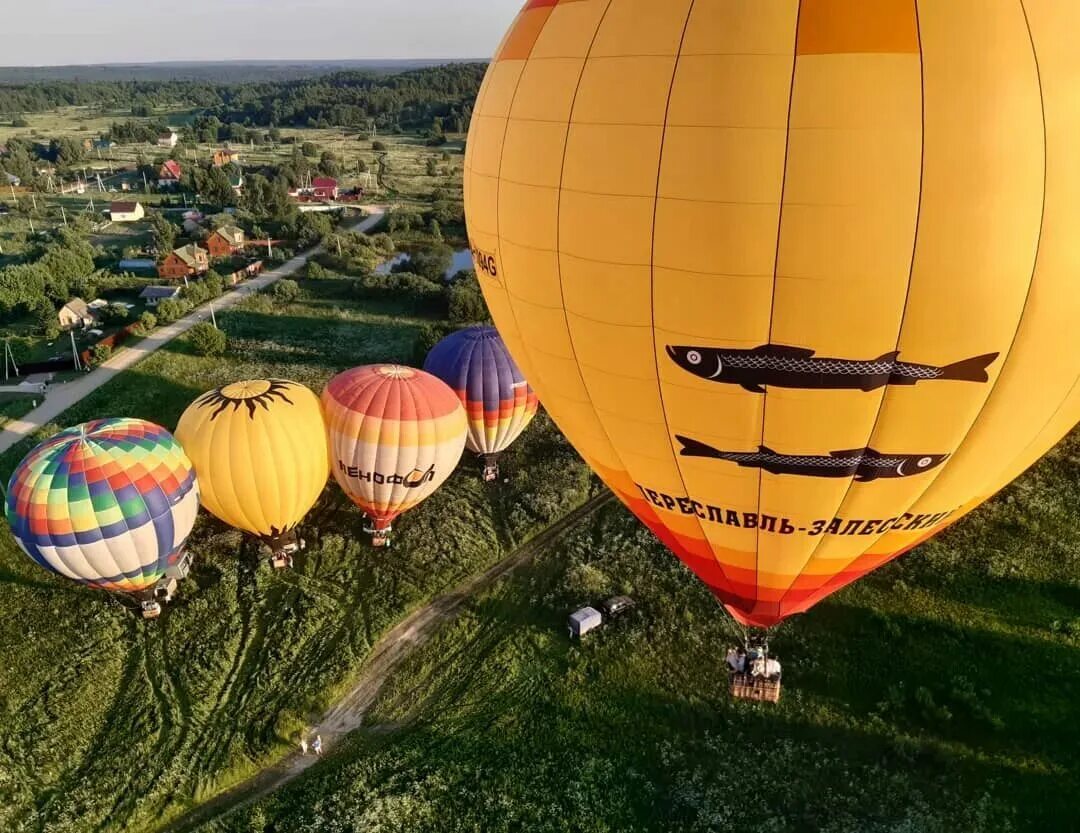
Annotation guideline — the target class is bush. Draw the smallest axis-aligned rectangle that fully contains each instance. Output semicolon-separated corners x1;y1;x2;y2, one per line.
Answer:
305;261;335;280
102;303;129;324
372;140;387;152
446;271;490;325
271;279;301;304
398;243;452;282
155;297;189;324
301;141;318;158
137;311;157;334
91;343;112;366
204;271;226;298
188;322;227;357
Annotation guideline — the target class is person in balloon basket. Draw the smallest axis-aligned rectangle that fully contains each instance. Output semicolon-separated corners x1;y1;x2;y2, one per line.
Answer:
725;647;747;675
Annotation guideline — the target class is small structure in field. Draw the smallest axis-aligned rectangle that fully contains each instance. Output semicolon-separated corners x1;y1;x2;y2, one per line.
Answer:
212;147;241;167
139;286;182;308
58;298;95;331
568;606;603;639
157;130;179;149
158;159;182;189
311;177;339;200
204;225;246;258
600;596;636;618
159;244;209;281
109;201;145;223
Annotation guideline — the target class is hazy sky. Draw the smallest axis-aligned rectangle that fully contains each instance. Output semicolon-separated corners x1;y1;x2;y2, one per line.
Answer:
1;0;522;66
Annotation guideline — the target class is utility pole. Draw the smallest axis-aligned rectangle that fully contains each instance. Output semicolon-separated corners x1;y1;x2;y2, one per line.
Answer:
70;331;83;372
61;205;68;227
209;301;218;329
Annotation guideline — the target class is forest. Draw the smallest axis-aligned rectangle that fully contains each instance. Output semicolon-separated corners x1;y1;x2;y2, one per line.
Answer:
0;63;485;133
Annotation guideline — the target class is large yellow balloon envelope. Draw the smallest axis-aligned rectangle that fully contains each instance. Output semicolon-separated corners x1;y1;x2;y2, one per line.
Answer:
175;380;330;549
321;365;467;545
464;0;1080;627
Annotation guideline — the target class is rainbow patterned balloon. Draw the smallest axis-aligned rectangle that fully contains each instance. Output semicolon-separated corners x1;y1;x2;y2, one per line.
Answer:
4;419;200;593
423;326;539;458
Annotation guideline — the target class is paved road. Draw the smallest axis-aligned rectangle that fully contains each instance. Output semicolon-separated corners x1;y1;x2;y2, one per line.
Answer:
159;490;614;833
0;208;387;456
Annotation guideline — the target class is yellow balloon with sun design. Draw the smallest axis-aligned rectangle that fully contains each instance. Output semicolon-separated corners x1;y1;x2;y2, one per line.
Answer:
175;380;331;548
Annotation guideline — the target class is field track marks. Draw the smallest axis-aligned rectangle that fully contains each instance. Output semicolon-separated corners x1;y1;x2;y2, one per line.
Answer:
158;490;614;833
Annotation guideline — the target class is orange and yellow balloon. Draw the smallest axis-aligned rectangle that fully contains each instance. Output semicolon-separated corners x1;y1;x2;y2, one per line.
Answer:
321;366;468;545
175;380;330;550
464;0;1080;627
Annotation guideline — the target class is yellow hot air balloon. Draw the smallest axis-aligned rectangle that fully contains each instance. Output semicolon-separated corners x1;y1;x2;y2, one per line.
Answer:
175;380;330;565
464;0;1080;628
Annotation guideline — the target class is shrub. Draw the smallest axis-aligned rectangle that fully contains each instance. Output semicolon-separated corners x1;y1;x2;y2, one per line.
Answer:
103;303;129;324
155;297;188;324
372;140;387;152
91;343;112;366
204;271;226;298
188;322;227;357
137;311;157;334
271;279;301;304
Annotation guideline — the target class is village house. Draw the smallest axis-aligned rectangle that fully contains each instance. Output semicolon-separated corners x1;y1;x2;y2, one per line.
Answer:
157;131;179;149
158;244;209;281
139;286;182;308
311;177;339;200
230;173;244;196
204;225;246;259
212;147;241;167
158;160;182;189
109;201;145;223
58;298;96;331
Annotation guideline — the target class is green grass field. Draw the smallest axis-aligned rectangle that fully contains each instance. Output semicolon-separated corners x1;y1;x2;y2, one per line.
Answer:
202;429;1080;833
0;276;591;833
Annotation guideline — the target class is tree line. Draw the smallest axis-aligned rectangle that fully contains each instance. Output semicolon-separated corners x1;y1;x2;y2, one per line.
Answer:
0;63;485;134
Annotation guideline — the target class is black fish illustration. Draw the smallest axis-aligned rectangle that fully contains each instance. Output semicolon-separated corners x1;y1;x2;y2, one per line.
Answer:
676;436;948;482
666;344;998;393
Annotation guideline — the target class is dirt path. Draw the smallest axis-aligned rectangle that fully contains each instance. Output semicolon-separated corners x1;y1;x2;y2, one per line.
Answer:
159;490;614;833
0;208;388;456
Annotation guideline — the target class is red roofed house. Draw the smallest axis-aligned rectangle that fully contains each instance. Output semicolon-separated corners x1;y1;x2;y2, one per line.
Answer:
311;177;338;200
158;244;209;281
204;225;246;259
158;160;182;189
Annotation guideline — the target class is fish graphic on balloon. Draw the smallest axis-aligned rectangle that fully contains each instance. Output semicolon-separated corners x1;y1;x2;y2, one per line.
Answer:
676;436;949;482
666;344;999;393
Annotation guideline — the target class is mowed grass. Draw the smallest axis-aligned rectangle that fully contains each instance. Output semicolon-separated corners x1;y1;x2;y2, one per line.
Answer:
0;276;592;833
205;432;1080;833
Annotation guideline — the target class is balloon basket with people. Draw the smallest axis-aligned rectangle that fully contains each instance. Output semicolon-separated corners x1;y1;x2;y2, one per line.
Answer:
262;529;307;570
480;454;500;484
364;520;393;549
726;632;782;704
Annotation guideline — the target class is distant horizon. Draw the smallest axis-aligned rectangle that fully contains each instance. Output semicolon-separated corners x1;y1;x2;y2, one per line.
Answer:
2;0;521;67
0;58;486;70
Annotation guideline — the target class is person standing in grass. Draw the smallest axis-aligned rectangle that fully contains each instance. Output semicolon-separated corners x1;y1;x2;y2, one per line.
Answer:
312;734;323;756
299;736;309;756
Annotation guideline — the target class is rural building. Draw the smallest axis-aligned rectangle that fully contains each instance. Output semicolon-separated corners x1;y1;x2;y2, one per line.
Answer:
118;258;157;274
4;172;20;187
311;177;339;200
109;201;145;223
212;147;241;167
568;607;603;639
139;286;182;308
204;225;246;258
93;139;114;151
158;160;182;189
158;244;209;281
158;131;179;149
58;298;96;331
230;174;244;195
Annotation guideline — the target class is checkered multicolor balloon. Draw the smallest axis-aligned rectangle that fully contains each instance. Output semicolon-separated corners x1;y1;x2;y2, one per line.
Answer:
4;418;200;593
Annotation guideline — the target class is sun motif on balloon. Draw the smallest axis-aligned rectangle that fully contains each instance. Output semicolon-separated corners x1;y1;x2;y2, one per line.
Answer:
196;379;297;420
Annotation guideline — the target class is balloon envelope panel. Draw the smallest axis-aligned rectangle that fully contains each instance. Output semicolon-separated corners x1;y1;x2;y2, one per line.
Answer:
322;366;467;526
464;0;1080;626
4;418;199;593
423;325;539;456
174;380;330;541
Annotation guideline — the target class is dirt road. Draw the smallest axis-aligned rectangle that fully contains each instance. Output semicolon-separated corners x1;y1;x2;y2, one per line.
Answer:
0;208;387;456
160;490;614;833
